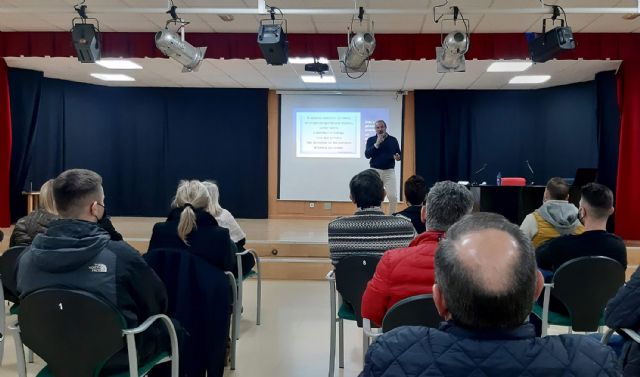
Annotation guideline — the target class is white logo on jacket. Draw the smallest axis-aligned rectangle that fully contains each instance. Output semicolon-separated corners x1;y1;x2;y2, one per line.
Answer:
88;263;107;273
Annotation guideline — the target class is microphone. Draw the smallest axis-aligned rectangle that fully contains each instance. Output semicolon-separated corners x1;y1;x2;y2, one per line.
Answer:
473;163;487;176
525;160;535;184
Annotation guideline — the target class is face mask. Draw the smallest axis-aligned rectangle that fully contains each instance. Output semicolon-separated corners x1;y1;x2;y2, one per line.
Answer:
578;207;585;225
95;202;106;222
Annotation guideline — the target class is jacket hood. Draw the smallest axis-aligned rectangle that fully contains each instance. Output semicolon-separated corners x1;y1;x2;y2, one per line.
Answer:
29;219;110;273
537;200;580;233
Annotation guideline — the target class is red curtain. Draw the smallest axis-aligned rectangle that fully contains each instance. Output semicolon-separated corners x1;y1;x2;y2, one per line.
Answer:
0;31;639;61
615;61;640;240
0;58;11;227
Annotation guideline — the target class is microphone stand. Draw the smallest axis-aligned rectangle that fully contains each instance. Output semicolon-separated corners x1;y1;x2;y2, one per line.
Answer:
471;163;487;186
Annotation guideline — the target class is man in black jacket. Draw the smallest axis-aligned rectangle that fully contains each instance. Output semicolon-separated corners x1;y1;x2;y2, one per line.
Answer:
364;120;401;214
16;169;169;374
360;213;619;377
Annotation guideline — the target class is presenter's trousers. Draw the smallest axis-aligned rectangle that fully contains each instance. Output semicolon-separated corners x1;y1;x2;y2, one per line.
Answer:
374;168;397;214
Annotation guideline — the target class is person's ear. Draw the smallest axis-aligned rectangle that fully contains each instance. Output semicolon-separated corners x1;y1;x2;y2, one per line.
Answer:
350;193;355;204
421;205;427;224
609;206;615;216
433;284;450;320
534;269;544;301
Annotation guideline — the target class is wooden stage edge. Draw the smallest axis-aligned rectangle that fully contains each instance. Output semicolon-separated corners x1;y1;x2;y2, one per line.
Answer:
2;217;639;281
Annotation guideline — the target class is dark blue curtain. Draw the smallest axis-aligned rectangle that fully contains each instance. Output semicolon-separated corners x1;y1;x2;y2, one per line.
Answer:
8;69;43;221
415;80;606;188
9;69;268;219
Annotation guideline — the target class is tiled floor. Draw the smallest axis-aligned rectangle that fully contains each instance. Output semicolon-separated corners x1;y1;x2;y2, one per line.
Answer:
0;279;587;377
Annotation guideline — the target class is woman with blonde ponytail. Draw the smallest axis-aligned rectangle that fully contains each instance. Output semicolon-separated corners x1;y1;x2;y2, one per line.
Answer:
148;180;235;271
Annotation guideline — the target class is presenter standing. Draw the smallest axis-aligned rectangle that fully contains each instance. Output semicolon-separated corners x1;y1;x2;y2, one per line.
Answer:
365;120;401;214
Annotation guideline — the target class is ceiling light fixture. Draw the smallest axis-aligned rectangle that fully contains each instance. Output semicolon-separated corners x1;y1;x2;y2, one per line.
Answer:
487;61;532;72
95;59;142;69
90;73;135;82
301;75;336;83
338;6;376;79
71;1;101;63
257;6;288;65
155;2;207;72
509;75;551;84
434;5;470;73
289;57;329;65
527;4;575;63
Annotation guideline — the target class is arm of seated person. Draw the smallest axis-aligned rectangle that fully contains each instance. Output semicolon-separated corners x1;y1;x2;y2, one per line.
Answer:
605;266;640;330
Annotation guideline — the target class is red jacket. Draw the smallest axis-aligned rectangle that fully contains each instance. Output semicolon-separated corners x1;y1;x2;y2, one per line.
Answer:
361;230;444;326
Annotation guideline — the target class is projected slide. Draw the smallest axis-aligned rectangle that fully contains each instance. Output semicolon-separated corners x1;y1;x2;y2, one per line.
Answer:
280;94;403;202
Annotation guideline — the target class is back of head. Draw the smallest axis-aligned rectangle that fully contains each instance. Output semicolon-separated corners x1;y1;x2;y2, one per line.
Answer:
53;169;103;219
435;213;537;329
426;181;474;231
404;175;427;206
202;180;223;217
350;169;384;209
172;180;210;243
580;183;614;220
546;177;570;200
39;179;57;215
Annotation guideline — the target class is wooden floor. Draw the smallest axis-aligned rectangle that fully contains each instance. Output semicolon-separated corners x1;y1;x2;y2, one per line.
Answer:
2;217;639;280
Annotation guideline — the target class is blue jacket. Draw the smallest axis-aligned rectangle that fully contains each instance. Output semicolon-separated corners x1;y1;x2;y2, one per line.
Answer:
360;322;620;377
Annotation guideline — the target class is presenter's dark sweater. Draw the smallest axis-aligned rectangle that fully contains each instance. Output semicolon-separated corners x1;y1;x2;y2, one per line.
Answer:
365;134;401;170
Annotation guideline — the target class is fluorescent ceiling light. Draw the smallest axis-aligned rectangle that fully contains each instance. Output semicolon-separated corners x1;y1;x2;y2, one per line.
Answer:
95;59;142;69
300;75;336;83
487;61;532;72
509;75;551;84
289;57;329;64
90;73;136;82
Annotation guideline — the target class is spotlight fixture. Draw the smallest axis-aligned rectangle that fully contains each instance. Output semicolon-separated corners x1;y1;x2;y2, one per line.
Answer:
257;6;288;65
338;6;376;79
527;5;575;63
155;2;207;72
434;5;470;73
71;1;101;63
304;58;330;76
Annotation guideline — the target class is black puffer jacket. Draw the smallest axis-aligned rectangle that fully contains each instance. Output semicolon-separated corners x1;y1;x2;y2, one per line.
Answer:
606;265;640;376
9;209;58;247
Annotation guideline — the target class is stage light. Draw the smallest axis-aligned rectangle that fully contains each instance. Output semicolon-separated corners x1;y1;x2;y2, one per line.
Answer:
338;7;375;78
71;3;101;63
509;75;551;84
155;3;207;72
527;5;575;63
436;31;469;73
487;61;532;72
258;6;289;65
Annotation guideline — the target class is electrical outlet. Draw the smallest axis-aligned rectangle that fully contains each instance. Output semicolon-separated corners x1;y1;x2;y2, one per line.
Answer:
309;202;315;208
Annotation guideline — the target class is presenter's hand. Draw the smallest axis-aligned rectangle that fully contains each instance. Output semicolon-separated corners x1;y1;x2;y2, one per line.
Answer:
375;134;385;147
394;153;401;161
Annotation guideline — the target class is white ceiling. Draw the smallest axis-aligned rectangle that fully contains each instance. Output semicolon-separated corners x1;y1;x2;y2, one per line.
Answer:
0;1;631;89
0;0;638;33
4;56;622;90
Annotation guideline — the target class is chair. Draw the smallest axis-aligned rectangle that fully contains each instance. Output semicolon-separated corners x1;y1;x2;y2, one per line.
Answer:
381;294;442;333
234;248;261;340
602;327;640;345
0;246;27;367
327;255;380;377
501;177;526;186
532;256;625;336
9;289;178;377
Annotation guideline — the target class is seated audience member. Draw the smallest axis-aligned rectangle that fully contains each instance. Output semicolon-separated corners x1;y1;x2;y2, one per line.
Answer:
361;181;473;326
605;265;640;376
520;177;583;248
536;182;626;273
393;175;427;234
149;180;235;272
10;180;59;247
328;169;415;265
360;213;619;377
16;169;170;374
202;180;255;275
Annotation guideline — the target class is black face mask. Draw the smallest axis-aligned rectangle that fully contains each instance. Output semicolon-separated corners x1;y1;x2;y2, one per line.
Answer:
578;208;585;225
96;203;107;222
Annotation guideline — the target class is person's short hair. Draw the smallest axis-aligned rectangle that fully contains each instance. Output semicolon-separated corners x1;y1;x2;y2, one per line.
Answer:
426;181;474;231
546;177;570;200
39;179;57;215
53;169;103;218
581;182;614;219
435;212;537;329
404;175;427;206
350;169;384;209
375;120;387;128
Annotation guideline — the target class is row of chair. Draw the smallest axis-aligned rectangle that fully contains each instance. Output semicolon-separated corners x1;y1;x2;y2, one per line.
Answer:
327;255;627;377
0;246;263;376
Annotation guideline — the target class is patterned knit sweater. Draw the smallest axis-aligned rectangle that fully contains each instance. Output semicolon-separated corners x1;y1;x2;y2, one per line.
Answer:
328;207;416;265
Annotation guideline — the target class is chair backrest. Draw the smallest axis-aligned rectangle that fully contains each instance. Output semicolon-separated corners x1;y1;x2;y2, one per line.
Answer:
334;255;380;327
381;294;442;333
501;177;526;186
552;256;625;332
0;246;27;303
19;289;125;377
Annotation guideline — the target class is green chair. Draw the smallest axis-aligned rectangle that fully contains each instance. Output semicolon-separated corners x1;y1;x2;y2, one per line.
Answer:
533;256;625;336
9;289;179;377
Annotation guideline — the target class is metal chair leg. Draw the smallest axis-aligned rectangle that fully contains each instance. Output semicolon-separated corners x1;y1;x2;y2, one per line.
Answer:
251;250;262;326
27;348;34;363
338;318;344;369
236;254;243;341
362;332;369;363
8;321;26;377
225;272;238;370
328;274;336;377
